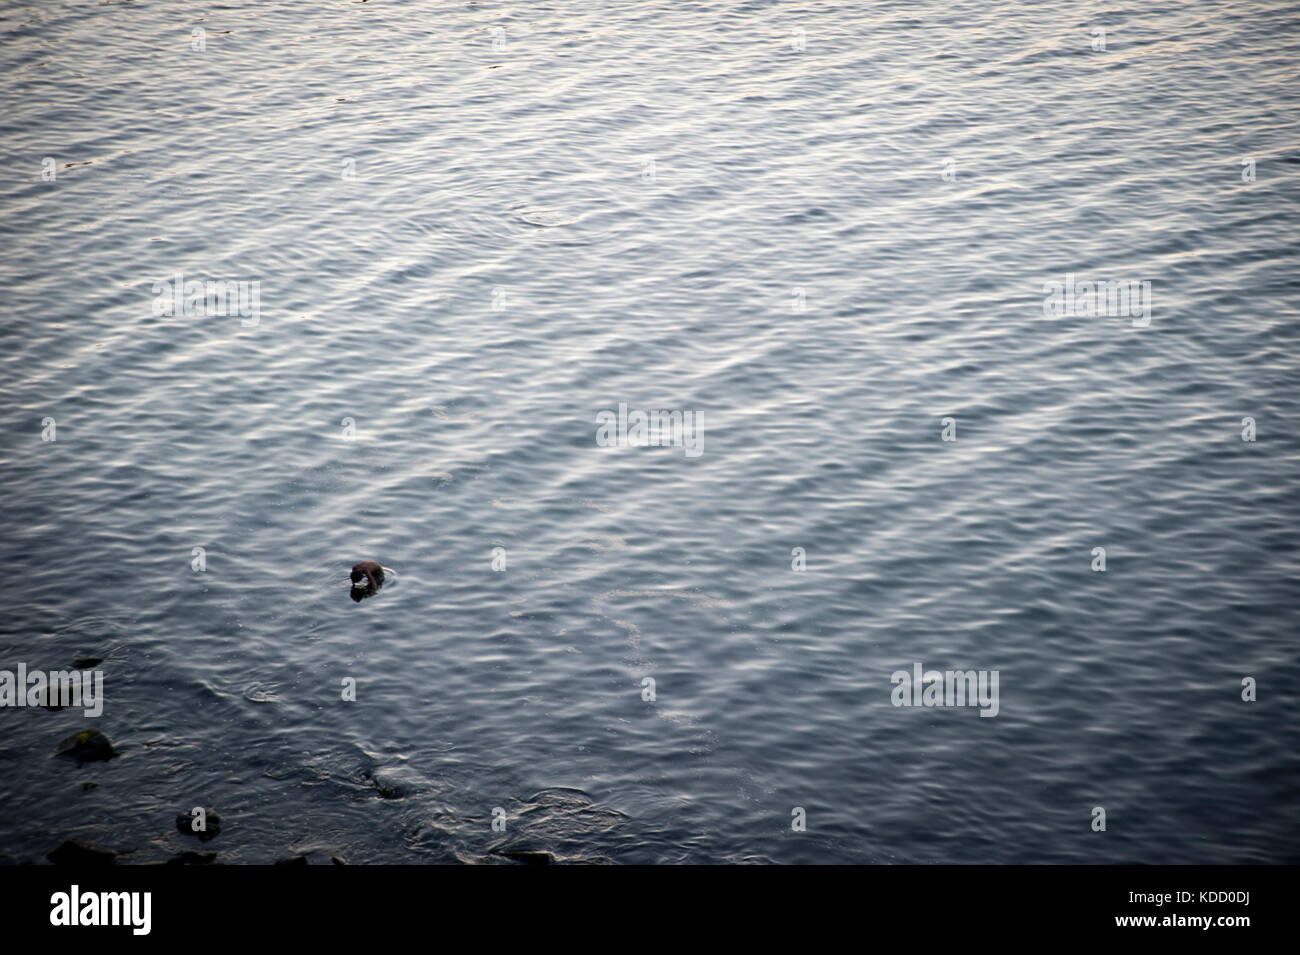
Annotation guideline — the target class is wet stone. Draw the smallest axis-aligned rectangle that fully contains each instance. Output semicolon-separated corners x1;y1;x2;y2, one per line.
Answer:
493;849;555;865
48;839;116;865
55;729;118;763
40;684;83;710
176;808;222;841
371;767;415;800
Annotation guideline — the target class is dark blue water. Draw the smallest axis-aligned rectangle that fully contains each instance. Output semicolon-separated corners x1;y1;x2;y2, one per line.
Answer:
1;0;1298;863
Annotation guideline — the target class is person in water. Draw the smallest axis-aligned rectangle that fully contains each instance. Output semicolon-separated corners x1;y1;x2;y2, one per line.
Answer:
351;560;385;591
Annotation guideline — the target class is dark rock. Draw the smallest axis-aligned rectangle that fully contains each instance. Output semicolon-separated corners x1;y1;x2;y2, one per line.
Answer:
73;657;103;669
55;729;118;763
81;782;99;791
48;839;116;865
493;850;554;865
331;856;347;865
175;808;222;841
274;854;309;865
166;851;217;865
370;765;418;800
40;681;84;710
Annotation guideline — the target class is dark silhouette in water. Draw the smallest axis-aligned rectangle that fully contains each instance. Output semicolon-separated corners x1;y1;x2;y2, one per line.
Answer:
350;560;385;601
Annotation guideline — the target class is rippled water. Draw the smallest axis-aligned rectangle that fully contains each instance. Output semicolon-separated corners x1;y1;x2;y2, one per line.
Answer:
2;0;1298;864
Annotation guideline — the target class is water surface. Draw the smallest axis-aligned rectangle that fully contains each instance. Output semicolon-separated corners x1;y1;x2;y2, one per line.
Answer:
1;0;1298;863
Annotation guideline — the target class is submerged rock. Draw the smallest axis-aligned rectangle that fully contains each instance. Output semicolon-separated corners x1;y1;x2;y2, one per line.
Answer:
274;854;309;865
370;765;422;800
40;684;83;711
175;808;222;841
493;849;554;865
55;729;118;763
166;851;217;865
73;657;103;669
48;839;116;865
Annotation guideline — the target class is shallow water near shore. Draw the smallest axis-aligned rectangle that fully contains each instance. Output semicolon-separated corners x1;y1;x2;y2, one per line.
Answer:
1;0;1298;863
